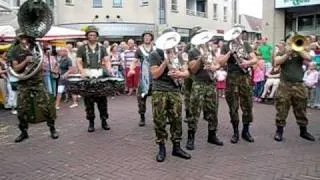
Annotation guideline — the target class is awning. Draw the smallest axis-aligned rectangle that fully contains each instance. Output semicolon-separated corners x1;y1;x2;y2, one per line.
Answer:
38;26;86;41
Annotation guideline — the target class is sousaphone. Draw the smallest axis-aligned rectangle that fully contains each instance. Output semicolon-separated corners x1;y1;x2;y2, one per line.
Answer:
190;30;215;46
8;0;53;80
155;31;181;50
223;27;242;41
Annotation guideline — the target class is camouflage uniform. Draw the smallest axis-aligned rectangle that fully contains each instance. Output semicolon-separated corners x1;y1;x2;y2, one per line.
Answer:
8;41;58;142
225;74;253;124
221;41;255;143
185;47;223;150
273;52;314;141
183;76;193;122
150;47;191;162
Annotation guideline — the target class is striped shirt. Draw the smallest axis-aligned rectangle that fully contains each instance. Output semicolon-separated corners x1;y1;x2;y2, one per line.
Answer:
123;49;137;68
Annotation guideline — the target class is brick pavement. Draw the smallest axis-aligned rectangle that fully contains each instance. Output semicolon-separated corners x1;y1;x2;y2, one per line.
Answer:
0;96;320;180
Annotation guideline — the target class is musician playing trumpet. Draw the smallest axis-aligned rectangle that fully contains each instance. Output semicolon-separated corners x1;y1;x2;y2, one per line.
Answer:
218;27;257;144
273;33;315;142
150;28;191;162
186;28;223;151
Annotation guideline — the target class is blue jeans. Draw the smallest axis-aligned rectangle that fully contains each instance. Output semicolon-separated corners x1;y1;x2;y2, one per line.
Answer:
43;75;57;96
254;81;264;97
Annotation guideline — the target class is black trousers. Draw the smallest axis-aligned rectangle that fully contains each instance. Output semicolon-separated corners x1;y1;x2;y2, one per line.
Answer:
84;96;108;121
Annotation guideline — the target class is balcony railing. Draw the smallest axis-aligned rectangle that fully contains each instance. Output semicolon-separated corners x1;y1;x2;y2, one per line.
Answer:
186;9;207;18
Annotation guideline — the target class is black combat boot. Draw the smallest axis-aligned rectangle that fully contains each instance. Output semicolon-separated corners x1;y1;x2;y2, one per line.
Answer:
101;119;110;130
242;124;254;142
139;114;146;127
172;142;191;160
230;122;239;144
186;130;195;150
88;120;95;132
156;143;166;162
274;126;283;142
299;126;315;141
49;127;59;139
14;129;29;143
208;130;223;146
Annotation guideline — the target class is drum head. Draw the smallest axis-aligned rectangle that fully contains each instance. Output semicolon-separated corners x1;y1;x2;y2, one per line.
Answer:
67;74;82;81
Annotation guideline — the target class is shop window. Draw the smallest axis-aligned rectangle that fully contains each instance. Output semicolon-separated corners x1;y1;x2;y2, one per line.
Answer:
298;15;314;31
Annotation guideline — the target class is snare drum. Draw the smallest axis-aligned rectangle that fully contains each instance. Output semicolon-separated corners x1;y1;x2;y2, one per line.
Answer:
66;74;124;96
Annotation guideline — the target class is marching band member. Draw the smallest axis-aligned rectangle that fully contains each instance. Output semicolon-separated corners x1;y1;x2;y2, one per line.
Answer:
8;29;59;142
150;28;191;162
273;33;315;142
186;28;223;151
218;27;258;144
128;31;155;127
76;26;112;133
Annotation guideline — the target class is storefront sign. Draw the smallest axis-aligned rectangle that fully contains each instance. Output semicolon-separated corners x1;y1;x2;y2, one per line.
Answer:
275;0;320;8
61;23;155;37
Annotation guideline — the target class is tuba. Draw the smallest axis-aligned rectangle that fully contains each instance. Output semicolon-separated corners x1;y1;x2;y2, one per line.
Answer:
190;30;217;80
8;0;53;80
224;27;250;73
155;30;183;86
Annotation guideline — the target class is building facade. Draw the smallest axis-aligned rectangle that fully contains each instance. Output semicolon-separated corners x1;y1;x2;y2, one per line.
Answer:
263;0;320;45
238;14;262;42
55;0;239;42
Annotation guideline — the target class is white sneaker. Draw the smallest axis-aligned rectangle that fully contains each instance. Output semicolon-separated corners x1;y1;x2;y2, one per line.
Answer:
11;110;17;115
56;106;60;110
69;103;78;108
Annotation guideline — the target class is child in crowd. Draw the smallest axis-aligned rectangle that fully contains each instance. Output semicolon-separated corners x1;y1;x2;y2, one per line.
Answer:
215;67;227;97
253;58;265;102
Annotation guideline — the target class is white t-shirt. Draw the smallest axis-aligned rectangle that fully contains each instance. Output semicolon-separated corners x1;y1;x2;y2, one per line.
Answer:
215;69;227;81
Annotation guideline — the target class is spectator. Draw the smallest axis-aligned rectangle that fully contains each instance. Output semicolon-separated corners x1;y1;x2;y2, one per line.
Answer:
260;64;281;102
258;37;273;72
253;58;265;102
123;39;138;96
215;67;227;97
303;62;318;108
42;48;58;96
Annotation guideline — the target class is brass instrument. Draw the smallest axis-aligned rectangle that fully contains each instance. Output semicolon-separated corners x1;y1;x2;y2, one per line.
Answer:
224;27;250;73
191;30;217;80
155;30;183;87
8;0;53;80
289;34;308;52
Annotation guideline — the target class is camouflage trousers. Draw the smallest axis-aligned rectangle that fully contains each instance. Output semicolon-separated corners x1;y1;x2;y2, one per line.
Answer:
152;91;182;144
225;74;253;124
184;77;193;120
84;96;108;121
188;81;219;131
17;84;56;130
137;85;152;115
275;82;308;127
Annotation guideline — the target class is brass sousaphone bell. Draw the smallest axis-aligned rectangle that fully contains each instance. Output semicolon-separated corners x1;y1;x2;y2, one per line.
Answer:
8;0;53;80
289;34;308;52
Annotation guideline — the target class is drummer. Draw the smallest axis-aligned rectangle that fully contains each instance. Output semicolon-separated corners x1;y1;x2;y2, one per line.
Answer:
76;26;113;132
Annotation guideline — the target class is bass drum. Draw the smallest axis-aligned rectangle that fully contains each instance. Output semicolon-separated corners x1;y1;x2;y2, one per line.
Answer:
66;74;125;96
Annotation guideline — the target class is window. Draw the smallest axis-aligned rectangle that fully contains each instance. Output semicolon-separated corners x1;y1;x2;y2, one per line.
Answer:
93;0;102;8
159;0;166;24
113;0;122;8
298;15;314;31
223;6;228;22
233;0;237;24
65;0;73;5
316;14;320;33
171;0;178;12
213;4;218;20
139;0;149;6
